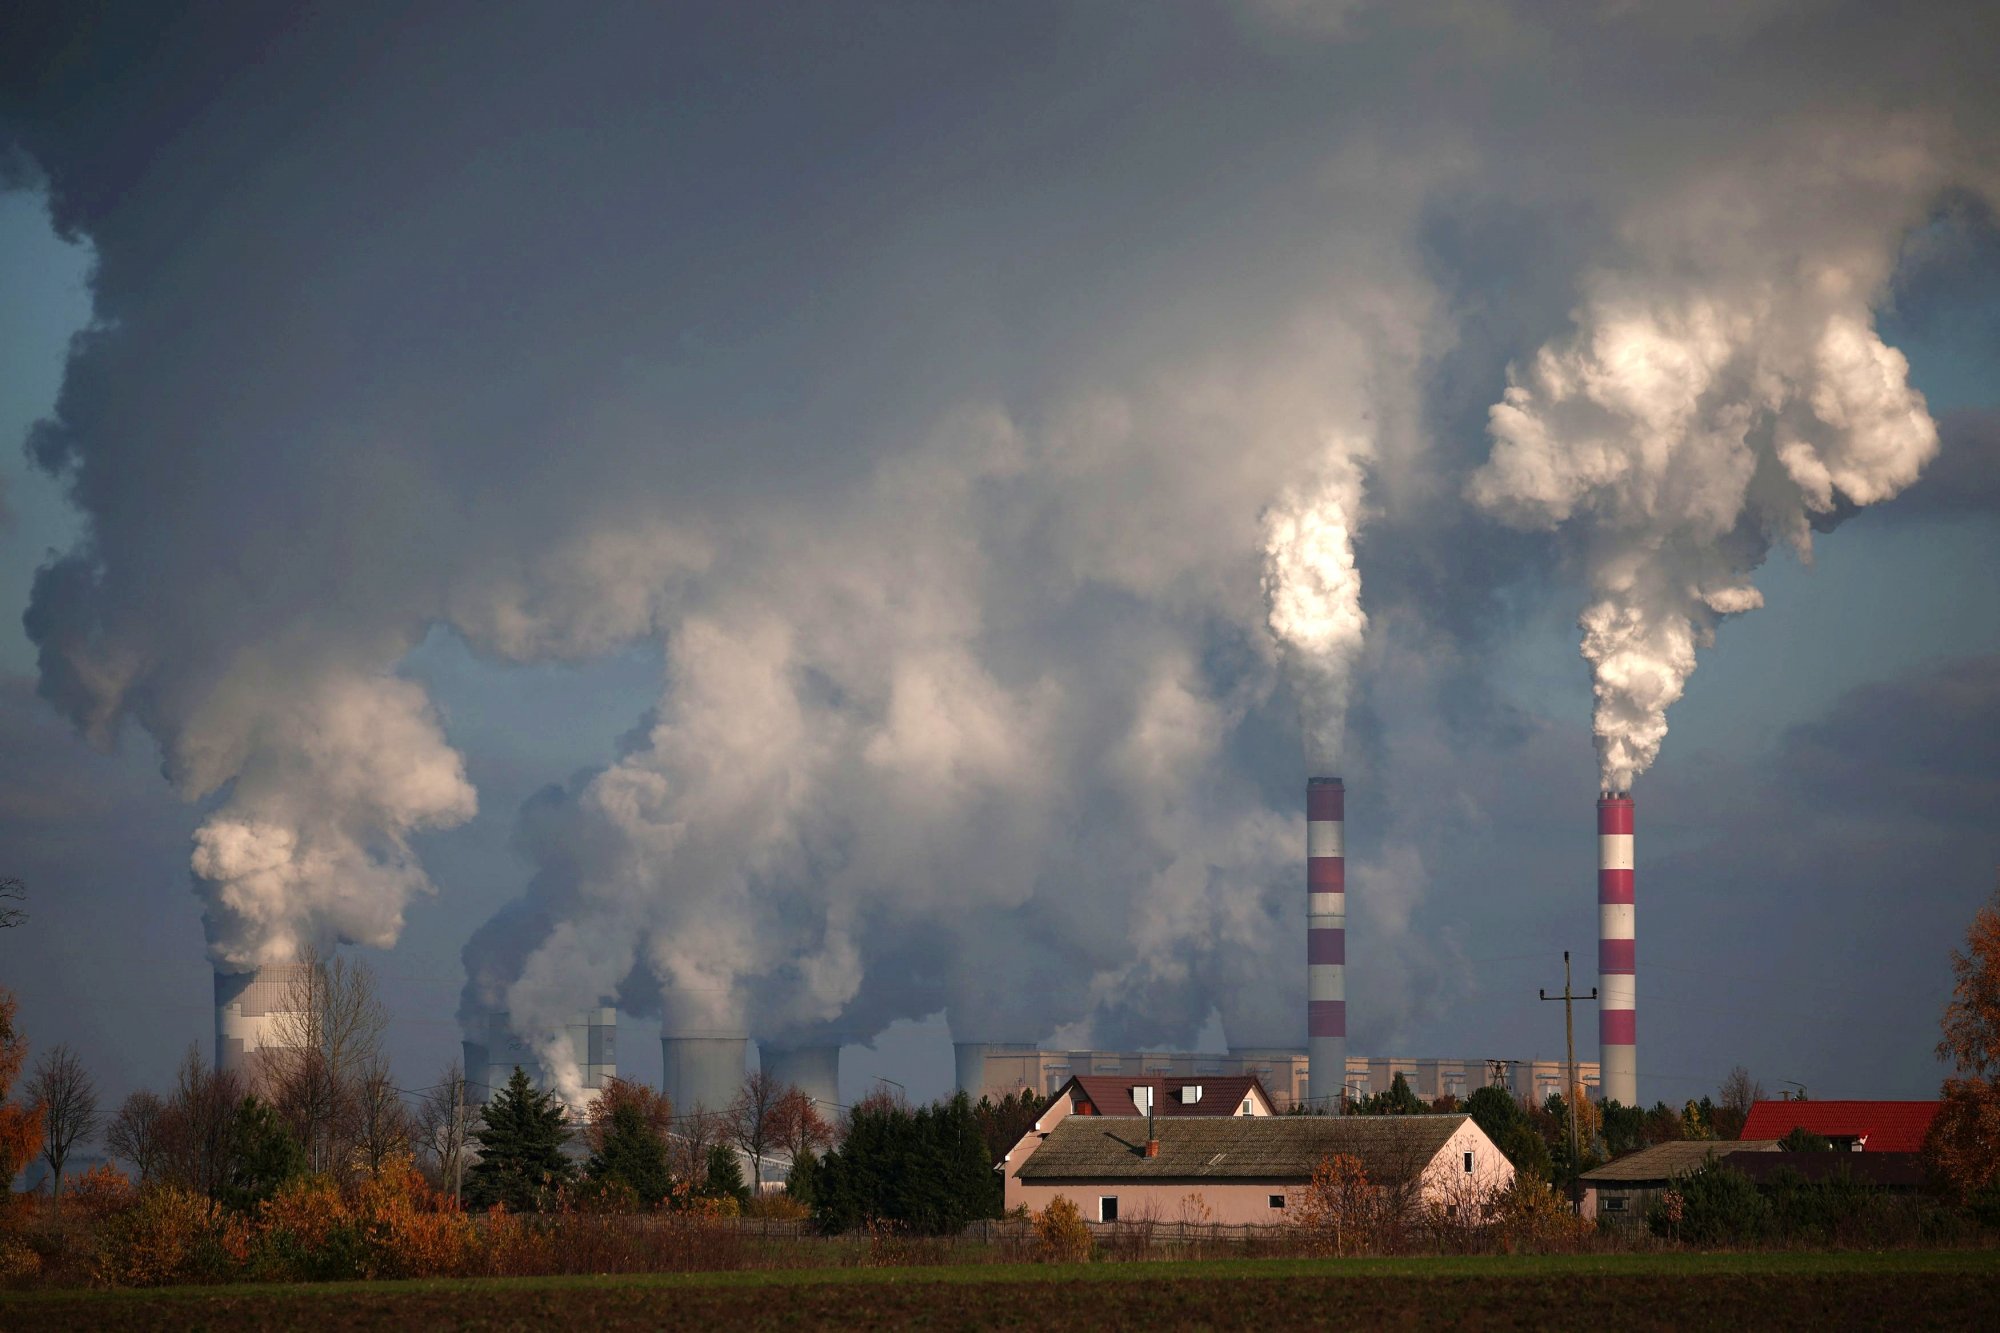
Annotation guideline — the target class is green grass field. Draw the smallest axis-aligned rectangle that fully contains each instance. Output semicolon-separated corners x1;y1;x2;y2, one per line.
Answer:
6;1250;1998;1330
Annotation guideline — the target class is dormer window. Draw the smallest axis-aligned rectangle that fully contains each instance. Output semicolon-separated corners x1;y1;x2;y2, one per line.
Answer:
1178;1085;1203;1105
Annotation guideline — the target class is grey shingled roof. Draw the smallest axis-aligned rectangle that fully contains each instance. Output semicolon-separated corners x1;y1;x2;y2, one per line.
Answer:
1579;1140;1780;1185
1015;1114;1470;1183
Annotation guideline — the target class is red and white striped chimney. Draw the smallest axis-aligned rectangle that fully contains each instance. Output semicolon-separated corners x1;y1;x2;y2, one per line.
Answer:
1307;776;1345;1113
1598;791;1636;1106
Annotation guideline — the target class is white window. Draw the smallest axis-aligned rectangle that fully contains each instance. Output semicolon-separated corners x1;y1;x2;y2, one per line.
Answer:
1099;1196;1119;1222
1243;1100;1254;1115
1463;1151;1474;1174
1268;1194;1285;1210
1604;1197;1627;1212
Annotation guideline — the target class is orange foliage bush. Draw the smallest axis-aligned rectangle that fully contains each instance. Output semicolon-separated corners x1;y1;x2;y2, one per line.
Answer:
91;1185;231;1287
351;1153;474;1279
1031;1195;1093;1263
67;1163;137;1224
1291;1153;1389;1256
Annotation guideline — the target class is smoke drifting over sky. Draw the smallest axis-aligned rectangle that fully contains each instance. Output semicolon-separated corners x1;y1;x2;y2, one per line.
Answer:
2;1;1997;1103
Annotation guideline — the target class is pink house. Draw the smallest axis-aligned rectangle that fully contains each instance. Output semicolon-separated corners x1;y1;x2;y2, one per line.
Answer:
1000;1105;1513;1226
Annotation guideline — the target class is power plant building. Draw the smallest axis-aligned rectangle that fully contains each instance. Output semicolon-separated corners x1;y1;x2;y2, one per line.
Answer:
462;1003;616;1103
955;1044;1598;1110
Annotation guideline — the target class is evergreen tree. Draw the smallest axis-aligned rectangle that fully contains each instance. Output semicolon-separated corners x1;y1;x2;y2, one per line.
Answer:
585;1099;671;1206
811;1091;1002;1234
222;1095;306;1211
465;1066;574;1211
704;1141;749;1205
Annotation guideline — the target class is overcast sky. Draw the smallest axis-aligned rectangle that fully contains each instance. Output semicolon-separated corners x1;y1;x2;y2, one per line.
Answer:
2;1;1996;1114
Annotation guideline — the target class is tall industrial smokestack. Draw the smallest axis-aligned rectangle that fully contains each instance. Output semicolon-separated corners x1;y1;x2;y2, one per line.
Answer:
1307;776;1345;1113
662;1034;748;1114
215;962;308;1081
760;1043;841;1114
1598;792;1636;1106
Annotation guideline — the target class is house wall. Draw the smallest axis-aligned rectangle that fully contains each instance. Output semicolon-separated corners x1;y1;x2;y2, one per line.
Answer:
1009;1179;1300;1226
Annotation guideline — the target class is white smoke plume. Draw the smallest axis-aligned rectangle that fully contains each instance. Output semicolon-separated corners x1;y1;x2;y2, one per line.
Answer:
189;672;476;968
1470;122;1970;790
1262;444;1370;772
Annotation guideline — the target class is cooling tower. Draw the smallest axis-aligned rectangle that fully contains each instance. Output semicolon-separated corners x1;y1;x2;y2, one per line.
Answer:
759;1043;841;1112
661;1035;747;1113
215;962;309;1080
1307;776;1346;1113
1598;791;1636;1106
463;1004;616;1104
953;1041;988;1099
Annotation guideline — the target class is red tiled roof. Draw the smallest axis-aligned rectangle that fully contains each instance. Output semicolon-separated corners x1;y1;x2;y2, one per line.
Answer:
1064;1075;1268;1118
1738;1101;1939;1153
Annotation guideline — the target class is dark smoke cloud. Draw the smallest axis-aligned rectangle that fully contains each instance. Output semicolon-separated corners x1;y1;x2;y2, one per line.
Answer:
2;1;1996;1092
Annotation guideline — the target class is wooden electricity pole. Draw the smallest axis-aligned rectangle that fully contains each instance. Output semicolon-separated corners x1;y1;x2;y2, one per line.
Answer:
1540;950;1597;1212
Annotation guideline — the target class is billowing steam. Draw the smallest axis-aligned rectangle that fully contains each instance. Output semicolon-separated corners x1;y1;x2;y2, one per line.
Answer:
1262;444;1370;771
6;4;1995;1090
191;673;476;968
1470;125;1961;790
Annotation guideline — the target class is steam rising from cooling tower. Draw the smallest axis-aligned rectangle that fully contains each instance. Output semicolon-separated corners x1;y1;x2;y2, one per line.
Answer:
1469;126;1954;791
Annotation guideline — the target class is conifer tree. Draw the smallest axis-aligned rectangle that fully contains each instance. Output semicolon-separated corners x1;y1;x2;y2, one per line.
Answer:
704;1140;750;1205
586;1099;671;1207
465;1066;574;1211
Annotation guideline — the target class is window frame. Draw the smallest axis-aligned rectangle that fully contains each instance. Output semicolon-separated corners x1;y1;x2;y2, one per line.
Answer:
1098;1196;1119;1223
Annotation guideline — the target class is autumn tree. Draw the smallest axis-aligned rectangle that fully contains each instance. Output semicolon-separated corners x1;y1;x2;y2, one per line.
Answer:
726;1069;785;1190
0;989;44;1195
1928;883;2000;1199
27;1043;99;1202
106;1089;169;1183
1291;1153;1384;1256
774;1086;834;1193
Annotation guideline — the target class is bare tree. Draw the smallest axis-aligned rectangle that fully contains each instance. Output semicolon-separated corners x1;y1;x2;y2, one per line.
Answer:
106;1089;169;1184
415;1061;476;1204
160;1045;247;1199
1719;1065;1764;1117
670;1107;723;1187
27;1044;99;1202
266;944;389;1172
0;877;24;929
725;1069;785;1190
352;1060;412;1175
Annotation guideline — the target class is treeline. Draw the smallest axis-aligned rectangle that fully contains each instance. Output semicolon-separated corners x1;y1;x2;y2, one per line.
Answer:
1306;1066;1771;1194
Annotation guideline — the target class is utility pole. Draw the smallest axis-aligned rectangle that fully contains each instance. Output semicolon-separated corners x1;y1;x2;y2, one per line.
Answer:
1541;950;1597;1213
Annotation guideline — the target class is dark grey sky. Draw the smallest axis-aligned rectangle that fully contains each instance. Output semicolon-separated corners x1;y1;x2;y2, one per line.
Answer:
1;1;1995;1112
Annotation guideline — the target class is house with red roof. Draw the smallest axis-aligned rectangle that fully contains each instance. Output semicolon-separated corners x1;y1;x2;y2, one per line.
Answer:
1738;1100;1939;1153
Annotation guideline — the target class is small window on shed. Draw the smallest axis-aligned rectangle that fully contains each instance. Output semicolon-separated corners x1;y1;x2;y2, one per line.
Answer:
1268;1194;1285;1210
1604;1197;1626;1212
1099;1196;1119;1223
1463;1151;1474;1174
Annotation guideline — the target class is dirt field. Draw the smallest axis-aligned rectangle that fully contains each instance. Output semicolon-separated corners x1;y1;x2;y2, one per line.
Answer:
5;1251;1996;1330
